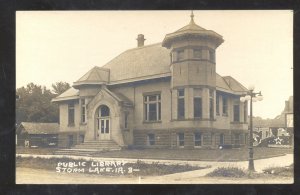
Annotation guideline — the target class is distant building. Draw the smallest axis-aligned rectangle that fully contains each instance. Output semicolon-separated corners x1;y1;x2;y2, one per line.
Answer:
52;13;249;150
253;96;293;147
16;122;59;147
284;96;293;128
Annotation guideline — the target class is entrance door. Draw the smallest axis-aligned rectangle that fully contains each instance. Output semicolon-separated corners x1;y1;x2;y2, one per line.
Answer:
99;118;110;140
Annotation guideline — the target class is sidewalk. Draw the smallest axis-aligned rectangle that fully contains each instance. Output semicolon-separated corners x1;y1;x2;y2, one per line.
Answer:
16;153;293;184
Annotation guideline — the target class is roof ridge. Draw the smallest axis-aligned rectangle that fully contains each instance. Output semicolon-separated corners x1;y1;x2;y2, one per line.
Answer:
220;75;232;90
121;42;162;53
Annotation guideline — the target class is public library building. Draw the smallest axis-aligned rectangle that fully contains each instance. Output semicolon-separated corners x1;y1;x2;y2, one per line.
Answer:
52;13;249;150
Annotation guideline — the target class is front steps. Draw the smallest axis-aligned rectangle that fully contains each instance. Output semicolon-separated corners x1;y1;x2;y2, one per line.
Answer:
54;140;121;156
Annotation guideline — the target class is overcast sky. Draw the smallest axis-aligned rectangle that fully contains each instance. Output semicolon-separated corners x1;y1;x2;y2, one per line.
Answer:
16;10;293;119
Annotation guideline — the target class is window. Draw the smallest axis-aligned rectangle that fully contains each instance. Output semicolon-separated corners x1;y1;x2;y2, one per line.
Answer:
81;99;86;123
219;134;224;145
194;132;202;147
177;89;185;119
233;133;240;145
144;94;161;121
244;101;248;123
124;112;128;129
222;96;228;115
194;89;202;118
193;49;202;59
147;134;155;146
177;50;184;61
203;133;212;145
233;100;240;122
216;94;220;115
177;133;184;147
209;50;215;62
99;105;110;117
68;102;75;125
209;90;214;119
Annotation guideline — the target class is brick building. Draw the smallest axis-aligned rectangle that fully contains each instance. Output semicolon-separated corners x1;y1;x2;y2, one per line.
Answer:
52;13;249;149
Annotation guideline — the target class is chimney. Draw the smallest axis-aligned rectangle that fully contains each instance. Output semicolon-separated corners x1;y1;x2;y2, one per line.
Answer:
136;34;145;47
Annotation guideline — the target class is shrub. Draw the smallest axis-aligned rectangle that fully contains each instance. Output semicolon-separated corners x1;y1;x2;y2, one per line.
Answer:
206;167;246;178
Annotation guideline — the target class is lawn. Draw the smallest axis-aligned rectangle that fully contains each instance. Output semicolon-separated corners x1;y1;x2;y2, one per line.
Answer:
16;146;293;161
93;147;292;161
16;156;205;176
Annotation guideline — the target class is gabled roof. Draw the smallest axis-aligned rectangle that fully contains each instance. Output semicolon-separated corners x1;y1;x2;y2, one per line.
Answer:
18;122;59;134
52;87;79;102
73;66;110;87
103;43;171;84
102;87;133;106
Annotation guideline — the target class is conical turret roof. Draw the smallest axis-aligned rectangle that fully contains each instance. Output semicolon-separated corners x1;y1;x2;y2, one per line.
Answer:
162;12;224;48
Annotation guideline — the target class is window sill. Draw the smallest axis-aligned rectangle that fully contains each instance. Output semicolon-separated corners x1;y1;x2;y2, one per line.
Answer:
68;124;75;127
172;118;216;122
222;114;228;117
231;122;247;124
143;120;162;124
80;122;87;126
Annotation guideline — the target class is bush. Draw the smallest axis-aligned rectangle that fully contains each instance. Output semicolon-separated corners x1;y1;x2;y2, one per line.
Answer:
206;167;246;178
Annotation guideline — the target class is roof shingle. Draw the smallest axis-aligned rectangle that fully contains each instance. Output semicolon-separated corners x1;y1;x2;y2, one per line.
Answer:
18;122;59;134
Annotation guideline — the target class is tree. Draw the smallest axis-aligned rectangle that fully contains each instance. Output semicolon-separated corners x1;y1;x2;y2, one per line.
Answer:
51;81;71;95
16;83;58;124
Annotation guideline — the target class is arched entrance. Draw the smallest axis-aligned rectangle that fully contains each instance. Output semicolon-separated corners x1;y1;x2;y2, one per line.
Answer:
96;105;110;140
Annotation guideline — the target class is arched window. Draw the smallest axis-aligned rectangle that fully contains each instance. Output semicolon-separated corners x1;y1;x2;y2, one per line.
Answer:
98;105;110;118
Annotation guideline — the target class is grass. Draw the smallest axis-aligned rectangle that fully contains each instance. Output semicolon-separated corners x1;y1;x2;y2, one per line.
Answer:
93;147;292;161
16;156;205;176
262;164;294;177
16;147;293;161
206;167;247;178
205;164;294;179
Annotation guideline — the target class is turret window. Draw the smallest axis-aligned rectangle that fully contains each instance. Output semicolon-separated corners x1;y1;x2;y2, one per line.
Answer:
193;49;202;59
177;89;185;119
194;89;202;118
209;90;214;119
209;50;215;62
177;50;184;61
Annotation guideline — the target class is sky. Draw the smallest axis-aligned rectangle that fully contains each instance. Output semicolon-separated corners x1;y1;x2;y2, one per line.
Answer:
16;10;293;119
